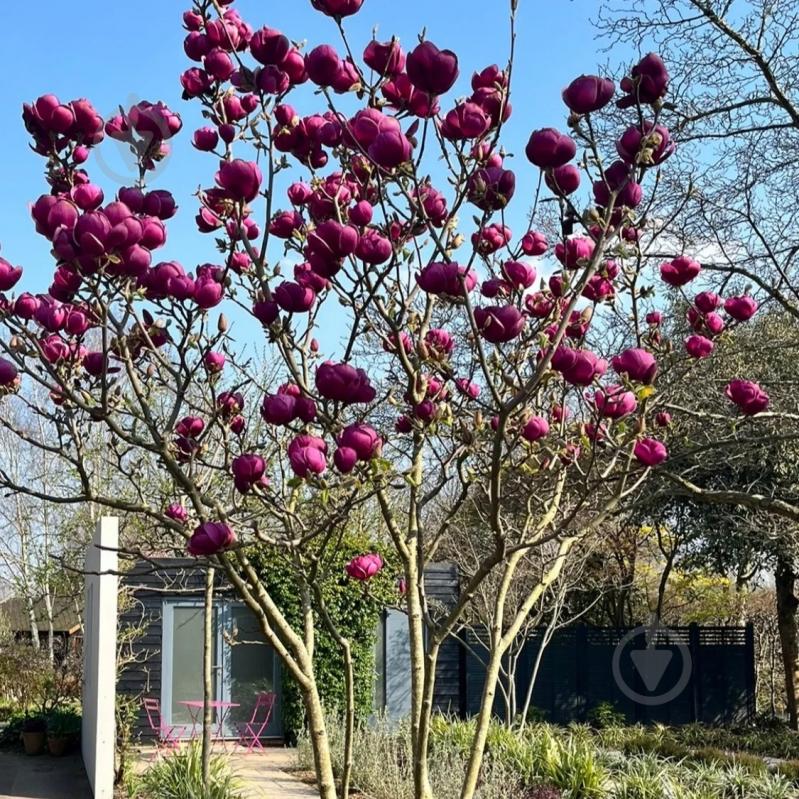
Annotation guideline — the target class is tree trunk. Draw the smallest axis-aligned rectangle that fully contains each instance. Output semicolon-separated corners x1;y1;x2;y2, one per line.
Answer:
202;567;215;783
43;588;55;664
775;557;799;730
301;673;339;799
460;644;504;799
340;642;355;799
405;558;434;799
19;530;39;648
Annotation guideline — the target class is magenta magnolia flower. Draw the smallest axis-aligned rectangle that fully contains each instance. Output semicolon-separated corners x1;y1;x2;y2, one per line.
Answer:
562;75;614;114
203;351;225;373
311;0;365;17
193;277;223;309
685;334;714;359
216;159;262;202
249;26;290;65
337;423;382;461
315;360;375;403
345;552;384;581
694;291;721;314
525;128;576;168
305;220;360;276
468;166;516;211
725;379;769;415
525;292;555;318
634;438;668;467
611;348;657;384
619;53;669;108
521;231;548;256
474;306;526;343
231;453;267;493
0;358;18;388
364;39;405;75
120;101;182;141
0;258;23;292
521;415;549;442
417;262;477;299
455;378;480;399
617;121;674;165
546;164;581;196
253;299;279;326
275;280;316;313
84;352;115;378
655;411;672;427
660;256;701;287
187;521;236;556
724;295;758;321
368;128;413;169
355;229;393;263
425;328;455;356
555;237;595;269
595;386;637;419
306;45;342;87
406;41;459;96
288;434;328;477
551;348;607;386
14;293;40;320
334;446;358;473
176;416;204;438
441;102;490;141
502;261;536;289
165;503;189;523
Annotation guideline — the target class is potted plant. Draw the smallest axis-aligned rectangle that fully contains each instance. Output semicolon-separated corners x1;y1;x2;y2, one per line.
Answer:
46;709;81;756
21;716;46;755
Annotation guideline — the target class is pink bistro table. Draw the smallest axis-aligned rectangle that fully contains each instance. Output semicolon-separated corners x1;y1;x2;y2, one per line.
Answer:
178;700;240;744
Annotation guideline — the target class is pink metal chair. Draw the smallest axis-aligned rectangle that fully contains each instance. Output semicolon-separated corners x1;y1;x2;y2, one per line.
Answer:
236;692;276;753
142;697;188;752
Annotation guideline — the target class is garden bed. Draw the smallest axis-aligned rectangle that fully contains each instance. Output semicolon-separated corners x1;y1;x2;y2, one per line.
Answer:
296;716;799;799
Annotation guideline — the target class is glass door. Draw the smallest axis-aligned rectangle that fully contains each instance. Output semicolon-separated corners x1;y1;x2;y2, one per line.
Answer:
162;602;222;734
162;600;282;738
220;604;282;737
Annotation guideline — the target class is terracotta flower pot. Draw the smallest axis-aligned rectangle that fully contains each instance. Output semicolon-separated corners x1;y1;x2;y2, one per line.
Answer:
21;731;45;756
47;735;70;757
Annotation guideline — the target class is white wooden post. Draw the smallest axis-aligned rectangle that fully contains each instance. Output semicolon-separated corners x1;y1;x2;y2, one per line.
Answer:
82;517;119;799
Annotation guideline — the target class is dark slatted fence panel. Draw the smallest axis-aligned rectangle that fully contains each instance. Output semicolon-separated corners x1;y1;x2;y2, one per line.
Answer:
462;623;755;726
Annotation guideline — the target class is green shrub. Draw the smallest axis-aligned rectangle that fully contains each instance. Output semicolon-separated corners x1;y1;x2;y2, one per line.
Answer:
247;533;395;741
133;741;243;799
775;759;799;785
613;754;679;799
0;710;26;748
587;701;626;729
46;707;81;737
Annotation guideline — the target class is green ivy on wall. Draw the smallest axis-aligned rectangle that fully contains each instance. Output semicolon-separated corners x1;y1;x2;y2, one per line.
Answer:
247;532;396;741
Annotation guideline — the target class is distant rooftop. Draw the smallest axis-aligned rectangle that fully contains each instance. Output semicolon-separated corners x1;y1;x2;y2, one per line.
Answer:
0;596;82;635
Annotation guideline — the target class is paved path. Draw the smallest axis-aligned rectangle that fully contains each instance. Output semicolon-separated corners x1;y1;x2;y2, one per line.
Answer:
135;744;319;798
231;748;319;798
0;751;92;799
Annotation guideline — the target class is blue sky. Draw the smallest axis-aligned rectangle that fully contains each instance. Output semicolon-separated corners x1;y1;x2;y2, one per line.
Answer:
0;0;636;350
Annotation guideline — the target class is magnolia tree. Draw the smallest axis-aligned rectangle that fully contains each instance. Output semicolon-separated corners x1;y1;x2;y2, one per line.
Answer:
0;0;779;797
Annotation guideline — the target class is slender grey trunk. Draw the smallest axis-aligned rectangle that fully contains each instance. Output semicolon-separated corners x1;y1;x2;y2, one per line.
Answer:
202;567;215;782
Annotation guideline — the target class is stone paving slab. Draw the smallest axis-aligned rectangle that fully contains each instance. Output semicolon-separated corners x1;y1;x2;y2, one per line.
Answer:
135;744;319;799
229;748;320;799
0;751;92;799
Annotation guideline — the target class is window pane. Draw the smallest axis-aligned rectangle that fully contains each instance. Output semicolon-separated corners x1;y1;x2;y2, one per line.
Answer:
226;606;280;735
170;606;215;727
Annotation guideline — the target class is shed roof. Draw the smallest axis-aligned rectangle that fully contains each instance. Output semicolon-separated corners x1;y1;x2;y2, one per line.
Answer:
0;596;81;635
